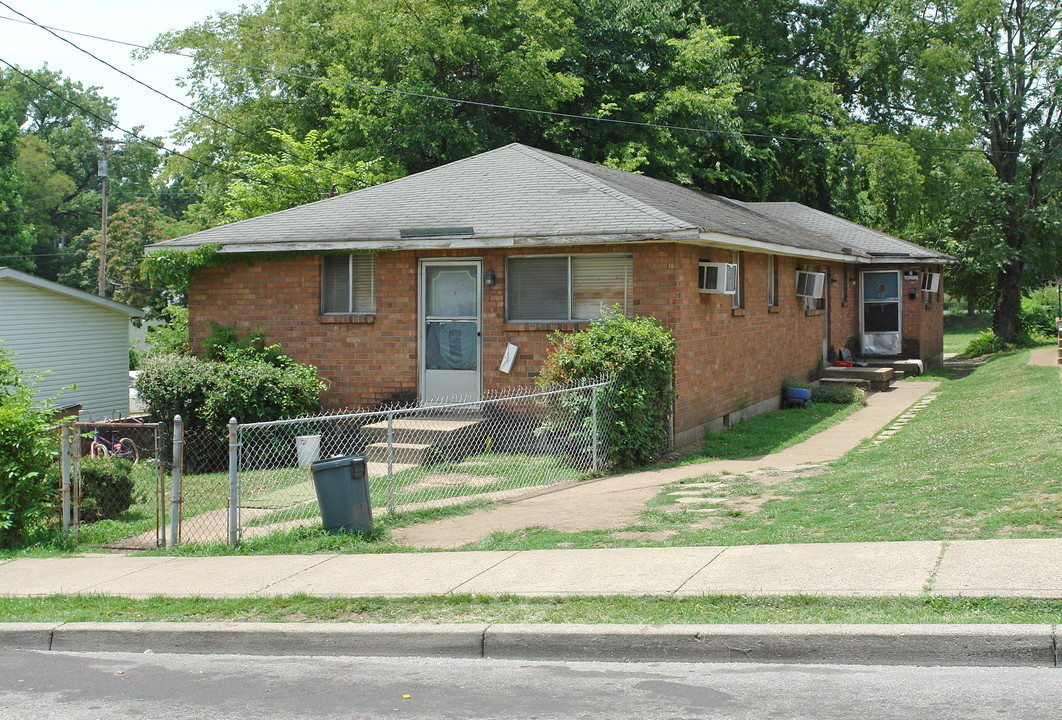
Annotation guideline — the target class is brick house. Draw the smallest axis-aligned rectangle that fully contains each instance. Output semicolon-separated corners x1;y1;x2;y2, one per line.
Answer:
150;143;952;446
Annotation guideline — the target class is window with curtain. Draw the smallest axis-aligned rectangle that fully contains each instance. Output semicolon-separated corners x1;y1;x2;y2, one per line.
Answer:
322;254;375;314
507;254;632;321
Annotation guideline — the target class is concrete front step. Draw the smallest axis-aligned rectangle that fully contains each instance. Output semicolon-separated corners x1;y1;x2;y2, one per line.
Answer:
862;358;924;376
820;377;870;390
365;442;434;464
361;418;484;447
821;366;895;391
361;417;487;464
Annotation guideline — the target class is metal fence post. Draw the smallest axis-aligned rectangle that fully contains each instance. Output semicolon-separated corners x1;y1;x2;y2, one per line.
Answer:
591;385;599;474
228;417;239;546
386;410;395;514
170;415;183;547
60;421;71;532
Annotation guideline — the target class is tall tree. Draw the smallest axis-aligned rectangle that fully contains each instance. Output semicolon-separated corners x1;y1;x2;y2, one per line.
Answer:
0;66;166;281
860;0;1062;341
59;202;176;313
0;108;33;272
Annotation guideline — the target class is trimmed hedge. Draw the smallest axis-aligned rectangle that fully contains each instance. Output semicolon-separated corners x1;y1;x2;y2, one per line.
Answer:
78;457;136;521
135;352;326;431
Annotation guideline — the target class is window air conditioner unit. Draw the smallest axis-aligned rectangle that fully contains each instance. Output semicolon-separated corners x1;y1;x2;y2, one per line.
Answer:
795;270;825;299
698;262;737;294
921;272;941;293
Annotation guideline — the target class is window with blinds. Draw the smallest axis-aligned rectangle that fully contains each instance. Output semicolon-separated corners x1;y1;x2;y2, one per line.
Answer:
322;254;375;314
506;254;632;321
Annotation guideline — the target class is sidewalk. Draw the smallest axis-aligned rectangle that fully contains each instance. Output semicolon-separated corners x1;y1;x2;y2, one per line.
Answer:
1;537;1061;599
2;538;1061;666
3;377;1061;666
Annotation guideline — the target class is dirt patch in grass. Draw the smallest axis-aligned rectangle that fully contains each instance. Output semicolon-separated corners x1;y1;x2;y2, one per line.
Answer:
404;473;501;494
661;464;829;531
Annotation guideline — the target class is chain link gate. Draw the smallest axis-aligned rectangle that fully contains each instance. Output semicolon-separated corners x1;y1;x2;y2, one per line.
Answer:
62;420;167;548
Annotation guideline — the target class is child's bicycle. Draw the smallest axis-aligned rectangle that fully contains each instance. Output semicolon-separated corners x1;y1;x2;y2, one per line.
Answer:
87;415;140;464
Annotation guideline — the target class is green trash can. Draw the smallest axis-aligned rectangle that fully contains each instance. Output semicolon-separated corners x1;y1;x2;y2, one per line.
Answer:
309;455;372;534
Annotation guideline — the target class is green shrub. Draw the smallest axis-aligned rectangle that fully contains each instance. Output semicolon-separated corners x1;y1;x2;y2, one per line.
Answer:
144;306;190;357
135;349;326;431
962;330;1009;357
77;457;136;521
1018;286;1059;340
537;310;675;469
0;345;58;548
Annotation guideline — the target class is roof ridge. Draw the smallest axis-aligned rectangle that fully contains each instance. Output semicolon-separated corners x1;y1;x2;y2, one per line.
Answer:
510;145;695;232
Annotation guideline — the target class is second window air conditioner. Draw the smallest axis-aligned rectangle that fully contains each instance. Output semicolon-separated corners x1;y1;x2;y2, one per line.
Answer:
698;262;737;294
795;270;826;299
921;272;941;293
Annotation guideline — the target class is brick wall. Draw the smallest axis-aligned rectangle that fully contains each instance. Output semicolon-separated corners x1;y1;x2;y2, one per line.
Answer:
188;247;942;443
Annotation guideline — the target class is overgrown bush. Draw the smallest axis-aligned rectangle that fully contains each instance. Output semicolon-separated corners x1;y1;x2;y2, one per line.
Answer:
1018;286;1058;340
135;351;326;431
78;457;136;521
0;345;58;548
962;330;1009;357
810;384;866;405
537;310;675;469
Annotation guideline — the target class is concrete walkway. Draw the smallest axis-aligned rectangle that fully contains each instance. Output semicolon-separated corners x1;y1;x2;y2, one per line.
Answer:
2;537;1061;666
393;381;941;547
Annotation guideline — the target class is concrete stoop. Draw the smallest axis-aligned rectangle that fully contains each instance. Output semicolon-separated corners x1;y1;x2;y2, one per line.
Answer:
820;366;895;391
361;417;485;464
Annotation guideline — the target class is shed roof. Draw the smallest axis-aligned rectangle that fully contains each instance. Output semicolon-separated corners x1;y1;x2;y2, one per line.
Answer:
0;267;144;318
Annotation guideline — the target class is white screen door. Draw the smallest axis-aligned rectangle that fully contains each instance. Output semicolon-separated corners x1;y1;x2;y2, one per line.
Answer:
861;270;902;355
420;260;482;403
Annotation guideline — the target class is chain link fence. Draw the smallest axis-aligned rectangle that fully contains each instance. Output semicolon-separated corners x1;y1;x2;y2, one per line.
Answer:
165;424;234;546
228;379;615;542
53;380;615;547
60;420;166;548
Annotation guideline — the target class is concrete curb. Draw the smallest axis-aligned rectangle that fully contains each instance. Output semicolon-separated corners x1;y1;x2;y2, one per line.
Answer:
1;623;1056;667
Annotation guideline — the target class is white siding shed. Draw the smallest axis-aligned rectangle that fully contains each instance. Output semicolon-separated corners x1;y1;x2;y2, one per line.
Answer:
0;267;144;419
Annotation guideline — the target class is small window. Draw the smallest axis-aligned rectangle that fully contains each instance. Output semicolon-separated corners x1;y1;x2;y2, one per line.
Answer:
731;250;743;309
322;254;375;314
767;255;778;307
507;254;632;321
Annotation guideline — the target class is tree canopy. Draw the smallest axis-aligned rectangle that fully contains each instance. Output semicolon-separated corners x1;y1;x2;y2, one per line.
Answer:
0;0;1058;338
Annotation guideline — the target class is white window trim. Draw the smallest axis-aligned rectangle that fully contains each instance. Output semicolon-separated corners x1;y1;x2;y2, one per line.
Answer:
730;250;742;309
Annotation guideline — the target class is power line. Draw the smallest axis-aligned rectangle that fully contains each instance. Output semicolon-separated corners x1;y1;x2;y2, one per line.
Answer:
0;57;326;199
4;9;1057;162
0;3;366;189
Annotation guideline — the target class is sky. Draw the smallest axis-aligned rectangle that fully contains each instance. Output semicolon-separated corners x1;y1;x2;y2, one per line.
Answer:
0;0;253;145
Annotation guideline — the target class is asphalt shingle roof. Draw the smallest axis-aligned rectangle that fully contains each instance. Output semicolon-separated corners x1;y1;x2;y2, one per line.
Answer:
150;143;949;264
747;202;952;262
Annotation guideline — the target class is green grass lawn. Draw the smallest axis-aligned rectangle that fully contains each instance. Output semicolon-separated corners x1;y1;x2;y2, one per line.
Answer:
3;593;1061;625
691;400;863;461
472;349;1062;551
943;312;991;355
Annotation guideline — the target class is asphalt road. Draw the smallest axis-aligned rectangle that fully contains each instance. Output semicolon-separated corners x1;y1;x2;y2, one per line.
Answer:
1;650;1059;719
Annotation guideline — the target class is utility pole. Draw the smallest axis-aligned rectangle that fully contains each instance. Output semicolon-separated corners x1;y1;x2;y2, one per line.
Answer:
95;139;117;296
